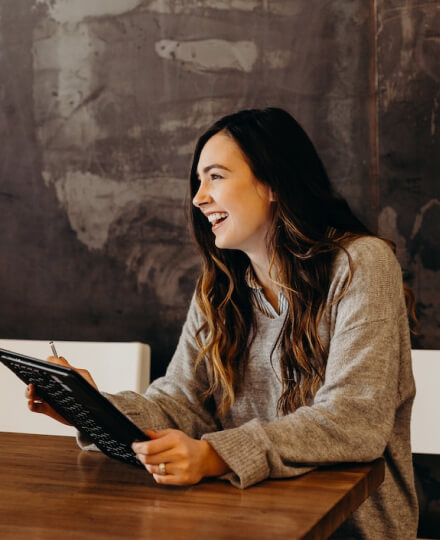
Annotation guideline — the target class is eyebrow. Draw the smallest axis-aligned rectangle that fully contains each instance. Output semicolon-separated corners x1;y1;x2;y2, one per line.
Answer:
196;164;232;177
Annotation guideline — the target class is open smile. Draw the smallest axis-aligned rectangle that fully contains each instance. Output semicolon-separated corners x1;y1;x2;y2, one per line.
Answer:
207;212;229;231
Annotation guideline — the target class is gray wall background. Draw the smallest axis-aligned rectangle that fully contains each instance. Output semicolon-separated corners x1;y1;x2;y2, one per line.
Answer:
0;0;439;382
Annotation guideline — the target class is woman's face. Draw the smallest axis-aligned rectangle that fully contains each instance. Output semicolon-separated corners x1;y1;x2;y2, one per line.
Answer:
193;132;275;260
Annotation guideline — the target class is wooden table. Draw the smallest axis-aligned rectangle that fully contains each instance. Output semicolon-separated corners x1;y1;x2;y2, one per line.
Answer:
0;432;384;540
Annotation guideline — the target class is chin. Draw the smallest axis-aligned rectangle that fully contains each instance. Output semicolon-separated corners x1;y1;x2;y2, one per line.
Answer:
214;236;232;250
214;239;243;252
214;239;227;249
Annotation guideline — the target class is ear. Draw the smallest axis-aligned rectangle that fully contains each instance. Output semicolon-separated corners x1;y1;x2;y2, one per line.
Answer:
269;188;276;202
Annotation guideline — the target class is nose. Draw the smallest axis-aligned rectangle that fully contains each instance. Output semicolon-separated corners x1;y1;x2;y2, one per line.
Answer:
192;179;212;208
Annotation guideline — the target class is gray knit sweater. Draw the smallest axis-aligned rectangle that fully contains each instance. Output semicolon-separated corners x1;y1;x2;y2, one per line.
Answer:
78;236;418;539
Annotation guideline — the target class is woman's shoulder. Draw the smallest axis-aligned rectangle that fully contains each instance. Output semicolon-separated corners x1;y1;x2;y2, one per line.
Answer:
334;235;400;274
330;235;404;302
327;236;406;325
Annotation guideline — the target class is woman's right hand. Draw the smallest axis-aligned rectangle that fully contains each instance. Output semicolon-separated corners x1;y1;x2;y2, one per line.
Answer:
24;355;99;426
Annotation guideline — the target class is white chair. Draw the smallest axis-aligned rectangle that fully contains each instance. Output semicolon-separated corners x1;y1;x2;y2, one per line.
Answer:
0;339;150;436
411;349;440;454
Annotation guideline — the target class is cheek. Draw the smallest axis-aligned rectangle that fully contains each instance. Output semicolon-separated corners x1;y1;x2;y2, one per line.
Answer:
234;203;271;232
220;184;272;225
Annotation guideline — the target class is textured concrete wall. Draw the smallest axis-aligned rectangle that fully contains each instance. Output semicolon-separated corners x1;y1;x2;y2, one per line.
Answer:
377;0;440;347
0;0;438;381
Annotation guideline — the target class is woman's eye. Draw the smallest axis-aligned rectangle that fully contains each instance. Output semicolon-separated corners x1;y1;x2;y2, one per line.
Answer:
210;173;223;180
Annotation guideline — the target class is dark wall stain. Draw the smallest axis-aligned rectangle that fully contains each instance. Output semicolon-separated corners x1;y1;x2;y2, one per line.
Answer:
377;0;440;348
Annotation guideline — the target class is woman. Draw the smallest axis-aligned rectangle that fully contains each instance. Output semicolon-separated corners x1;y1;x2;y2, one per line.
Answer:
27;108;418;538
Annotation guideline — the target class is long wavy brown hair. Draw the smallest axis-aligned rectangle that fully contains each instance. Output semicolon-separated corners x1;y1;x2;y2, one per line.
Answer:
188;108;415;417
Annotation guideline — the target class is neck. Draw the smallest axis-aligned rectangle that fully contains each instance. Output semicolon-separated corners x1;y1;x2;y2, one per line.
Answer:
249;255;280;311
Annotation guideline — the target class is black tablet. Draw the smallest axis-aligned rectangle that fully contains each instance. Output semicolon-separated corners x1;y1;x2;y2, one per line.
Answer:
0;348;149;467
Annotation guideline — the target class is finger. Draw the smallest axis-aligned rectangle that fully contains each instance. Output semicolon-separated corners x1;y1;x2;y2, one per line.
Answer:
145;429;160;439
24;384;33;398
152;472;191;486
25;384;42;401
45;355;71;367
152;472;174;484
27;399;71;425
28;399;50;414
136;448;176;467
142;458;177;478
146;461;174;476
132;435;175;457
139;459;198;486
44;357;97;389
145;428;172;439
145;463;160;475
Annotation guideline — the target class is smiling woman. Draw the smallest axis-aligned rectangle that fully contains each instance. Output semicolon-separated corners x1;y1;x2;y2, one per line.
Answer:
25;108;418;540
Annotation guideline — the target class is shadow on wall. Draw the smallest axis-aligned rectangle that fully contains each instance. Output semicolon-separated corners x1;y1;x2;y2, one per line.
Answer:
414;454;440;538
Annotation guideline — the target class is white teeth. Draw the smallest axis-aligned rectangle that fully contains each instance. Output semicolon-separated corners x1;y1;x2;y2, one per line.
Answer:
207;212;228;224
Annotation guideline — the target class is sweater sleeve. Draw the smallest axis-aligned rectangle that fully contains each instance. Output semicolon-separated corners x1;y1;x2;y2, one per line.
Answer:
202;238;408;488
77;293;219;449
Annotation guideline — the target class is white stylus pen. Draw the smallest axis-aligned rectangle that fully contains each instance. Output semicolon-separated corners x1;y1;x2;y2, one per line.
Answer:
49;341;59;358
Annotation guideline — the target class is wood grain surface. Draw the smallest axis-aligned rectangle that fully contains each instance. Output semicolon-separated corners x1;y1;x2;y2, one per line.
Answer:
0;432;384;540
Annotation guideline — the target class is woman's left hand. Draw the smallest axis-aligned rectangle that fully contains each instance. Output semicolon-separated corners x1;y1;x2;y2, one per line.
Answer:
132;429;229;485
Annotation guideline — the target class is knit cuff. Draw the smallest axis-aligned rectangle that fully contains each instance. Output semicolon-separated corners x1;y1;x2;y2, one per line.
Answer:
202;421;270;489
